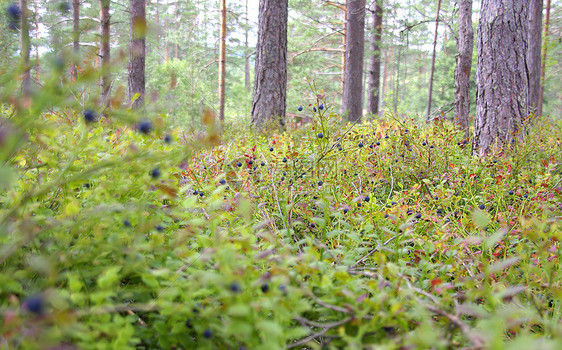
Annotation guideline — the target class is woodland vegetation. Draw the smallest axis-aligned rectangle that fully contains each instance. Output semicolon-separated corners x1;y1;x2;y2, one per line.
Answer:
0;0;561;349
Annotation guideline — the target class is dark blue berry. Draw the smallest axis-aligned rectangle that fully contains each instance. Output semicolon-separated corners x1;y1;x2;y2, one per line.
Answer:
282;158;287;163
317;132;323;139
313;107;317;112
150;168;161;179
317;180;323;186
415;212;422;219
343;209;348;214
298;106;303;111
138;120;152;134
310;223;315;228
364;196;370;202
422;142;427;146
220;179;226;185
260;162;265;166
508;190;514;195
319;104;324;110
376;142;380;146
385;135;389;139
155;224;164;232
479;204;486;210
358;142;363;148
203;328;213;339
357;203;362;207
279;285;287;295
164;134;173;144
84;109;96;123
436;209;443;214
24;295;44;315
237;162;242;167
230;282;241;293
261;283;269;293
123;219;131;227
384;213;389;218
269;147;274;152
185;319;193;328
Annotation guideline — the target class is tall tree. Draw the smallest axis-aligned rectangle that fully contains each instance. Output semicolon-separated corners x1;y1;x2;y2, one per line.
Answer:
528;0;543;114
453;0;473;136
341;0;366;122
218;0;226;123
71;0;80;81
251;0;288;129
367;0;383;117
19;0;31;95
129;0;146;109
473;0;529;156
538;0;551;116
244;0;251;93
99;0;111;105
425;0;442;121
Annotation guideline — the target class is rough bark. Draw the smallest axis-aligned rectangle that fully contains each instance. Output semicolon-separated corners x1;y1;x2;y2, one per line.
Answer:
71;0;80;81
218;0;226;122
20;0;31;95
341;0;366;123
251;0;288;129
425;0;442;121
129;0;146;109
538;0;550;116
453;0;473;136
99;0;111;105
473;0;529;157
367;0;383;117
528;0;543;115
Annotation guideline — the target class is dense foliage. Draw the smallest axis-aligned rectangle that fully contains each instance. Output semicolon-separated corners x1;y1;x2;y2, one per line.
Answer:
1;70;561;348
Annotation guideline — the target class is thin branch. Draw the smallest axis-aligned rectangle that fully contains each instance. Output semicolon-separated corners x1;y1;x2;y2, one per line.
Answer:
287;317;353;349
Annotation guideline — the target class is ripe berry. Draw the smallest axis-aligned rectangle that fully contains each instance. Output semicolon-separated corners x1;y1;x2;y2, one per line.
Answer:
282;158;287;163
203;328;213;339
261;283;269;293
269;147;274;151
83;109;96;123
479;204;486;210
23;295;44;315
313;107;317;112
138;120;152;134
310;223;315;228
155;224;164;232
436;209;443;214
415;212;422;219
237;162;242;167
279;285;287;296
357;203;362;207
164;134;173;144
150;168;161;179
317;180;323;186
343;209;348;214
508;190;514;195
422;142;427;146
220;179;226;185
123;219;131;227
385;135;389;139
248;160;253;165
319;104;324;110
358;142;363;148
384;213;389;218
185;319;193;328
298;106;303;111
376;142;380;146
317;132;323;139
260;162;265;166
364;195;370;202
230;282;241;293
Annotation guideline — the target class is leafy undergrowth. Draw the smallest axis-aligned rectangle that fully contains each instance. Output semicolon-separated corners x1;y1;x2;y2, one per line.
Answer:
1;88;561;349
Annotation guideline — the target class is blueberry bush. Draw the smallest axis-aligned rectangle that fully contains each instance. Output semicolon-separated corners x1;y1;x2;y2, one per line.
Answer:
1;77;561;349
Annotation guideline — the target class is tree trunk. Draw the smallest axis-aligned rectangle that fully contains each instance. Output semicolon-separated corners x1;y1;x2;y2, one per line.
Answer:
174;0;178;59
341;5;347;98
251;0;288;129
341;0;366;123
20;0;31;95
71;0;80;81
218;0;226;123
538;0;550;116
528;0;543;115
453;0;473;137
156;0;161;64
425;0;442;121
165;18;169;61
473;0;529;157
367;0;383;117
99;0;111;105
129;0;146;109
244;0;251;93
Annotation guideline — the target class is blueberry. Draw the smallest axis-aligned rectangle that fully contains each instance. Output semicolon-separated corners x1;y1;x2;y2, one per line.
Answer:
415;212;422;219
260;162;265;166
430;145;434;149
358;142;363;148
317;132;323;139
220;179;226;185
444;219;450;224
357;203;362;207
237;162;242;167
319;104;324;110
203;328;213;339
317;180;323;186
282;158;287;163
479;204;486;210
248;160;253;165
338;147;342;151
436;209;443;214
376;142;380;146
310;223;315;228
269;147;274;152
364;195;370;202
391;201;396;206
385;135;389;139
164;134;173;144
138;120;152;134
343;209;348;214
261;283;269;293
199;192;204;197
230;282;241;293
150;168;161;179
155;224;164;232
408;148;412;152
279;285;287;296
185;319;193;328
524;194;528;198
281;176;285;181
193;190;198;195
123;219;131;227
23;295;44;315
369;144;374;149
313;107;317;112
508;190;514;195
422;142;427;146
298;106;303;111
83;109;97;123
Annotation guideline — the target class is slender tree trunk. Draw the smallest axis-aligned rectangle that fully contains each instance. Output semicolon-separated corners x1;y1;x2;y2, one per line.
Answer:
251;0;288;129
453;0;473;136
165;18;169;61
218;0;226;123
34;0;40;81
174;0;178;59
538;0;550;116
156;0;161;64
342;0;366;122
367;0;383;117
71;0;80;81
528;0;543;115
341;5;347;98
99;0;111;105
425;0;442;121
394;42;401;115
473;0;529;157
19;0;31;95
244;0;251;93
129;0;146;109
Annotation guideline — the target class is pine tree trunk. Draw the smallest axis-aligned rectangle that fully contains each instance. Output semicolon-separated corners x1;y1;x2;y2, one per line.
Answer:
71;0;80;81
244;0;251;93
425;0;442;121
251;0;288;129
341;0;366;123
218;0;226;123
538;0;550;116
473;0;529;157
99;0;111;105
453;0;473;137
528;0;543;115
367;0;383;117
129;0;146;109
20;0;31;95
174;0;178;59
34;0;40;81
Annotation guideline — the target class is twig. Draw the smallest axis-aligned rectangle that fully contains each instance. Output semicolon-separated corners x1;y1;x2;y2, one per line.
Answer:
309;293;353;314
287;316;353;349
425;305;485;349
